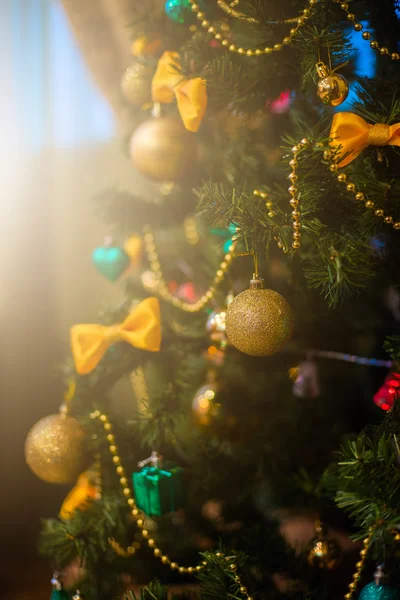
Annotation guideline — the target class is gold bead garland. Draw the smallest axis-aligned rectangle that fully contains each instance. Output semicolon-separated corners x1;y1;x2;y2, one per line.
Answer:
91;409;202;572
189;0;400;62
94;454;102;500
254;138;400;255
217;0;260;24
344;528;375;599
253;190;285;253
332;0;400;61
189;0;317;56
330;158;400;230
142;225;237;312
215;552;253;600
108;537;139;558
90;409;253;592
253;139;310;254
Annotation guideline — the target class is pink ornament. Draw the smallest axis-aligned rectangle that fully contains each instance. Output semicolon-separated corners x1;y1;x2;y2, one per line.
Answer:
266;89;292;114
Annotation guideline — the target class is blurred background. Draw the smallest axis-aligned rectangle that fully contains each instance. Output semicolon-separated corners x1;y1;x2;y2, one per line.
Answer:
0;0;141;595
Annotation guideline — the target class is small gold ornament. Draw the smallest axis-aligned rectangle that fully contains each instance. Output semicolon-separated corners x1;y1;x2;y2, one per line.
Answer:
25;413;89;484
129;117;198;182
121;62;153;106
316;62;349;107
308;520;341;570
225;277;294;356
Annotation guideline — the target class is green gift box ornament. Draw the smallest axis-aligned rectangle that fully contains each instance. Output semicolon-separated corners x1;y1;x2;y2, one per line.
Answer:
132;452;186;516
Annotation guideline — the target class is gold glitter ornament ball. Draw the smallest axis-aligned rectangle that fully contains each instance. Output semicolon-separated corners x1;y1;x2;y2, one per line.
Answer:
121;62;152;106
225;284;294;356
25;414;89;484
129;117;198;182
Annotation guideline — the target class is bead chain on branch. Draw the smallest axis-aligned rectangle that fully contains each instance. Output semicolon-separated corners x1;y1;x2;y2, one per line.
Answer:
90;408;387;599
90;410;252;598
254;138;304;254
344;528;375;600
254;138;400;256
216;553;253;600
333;0;400;61
189;0;400;61
189;0;317;56
142;225;237;312
326;151;400;230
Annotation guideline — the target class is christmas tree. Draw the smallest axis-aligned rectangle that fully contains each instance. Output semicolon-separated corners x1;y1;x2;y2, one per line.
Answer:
26;1;400;598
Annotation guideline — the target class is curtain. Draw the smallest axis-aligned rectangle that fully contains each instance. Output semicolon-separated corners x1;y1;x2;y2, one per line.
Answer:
61;0;135;122
0;0;135;552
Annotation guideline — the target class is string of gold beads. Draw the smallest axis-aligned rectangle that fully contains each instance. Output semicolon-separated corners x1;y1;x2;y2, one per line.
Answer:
332;0;400;60
142;225;236;312
255;139;399;252
93;454;102;501
220;554;253;600
90;410;202;573
344;528;374;599
289;141;306;250
327;155;400;230
90;410;253;589
189;0;317;56
253;189;287;253
108;537;138;558
253;138;308;254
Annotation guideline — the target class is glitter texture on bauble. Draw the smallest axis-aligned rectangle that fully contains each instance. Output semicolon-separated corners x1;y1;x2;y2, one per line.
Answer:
225;277;294;356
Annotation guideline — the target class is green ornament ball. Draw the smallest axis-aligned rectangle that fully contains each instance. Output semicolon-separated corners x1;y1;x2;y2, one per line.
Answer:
165;0;192;23
359;583;400;600
92;245;130;281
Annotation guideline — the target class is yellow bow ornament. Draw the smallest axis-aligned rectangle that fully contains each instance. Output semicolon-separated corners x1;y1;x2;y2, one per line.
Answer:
60;471;98;519
329;112;400;167
71;297;161;375
152;51;207;132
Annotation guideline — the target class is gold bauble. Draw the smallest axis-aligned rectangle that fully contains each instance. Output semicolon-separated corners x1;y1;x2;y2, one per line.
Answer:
317;73;349;107
129;117;198;182
25;414;89;484
308;538;341;570
121;62;152;106
225;281;294;356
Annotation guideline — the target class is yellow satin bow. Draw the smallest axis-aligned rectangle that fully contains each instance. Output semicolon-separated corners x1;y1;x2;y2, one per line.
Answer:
60;471;97;519
152;51;207;132
71;297;161;375
329;112;400;167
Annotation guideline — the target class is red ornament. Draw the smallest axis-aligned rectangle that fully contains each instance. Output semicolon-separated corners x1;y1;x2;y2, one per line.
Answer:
373;372;400;411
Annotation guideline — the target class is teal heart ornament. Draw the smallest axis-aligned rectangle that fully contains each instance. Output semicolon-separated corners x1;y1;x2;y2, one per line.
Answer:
92;245;130;281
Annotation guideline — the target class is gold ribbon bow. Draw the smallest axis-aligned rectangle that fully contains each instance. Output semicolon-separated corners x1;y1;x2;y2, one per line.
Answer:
152;51;207;132
60;471;97;519
329;112;400;167
71;297;161;375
